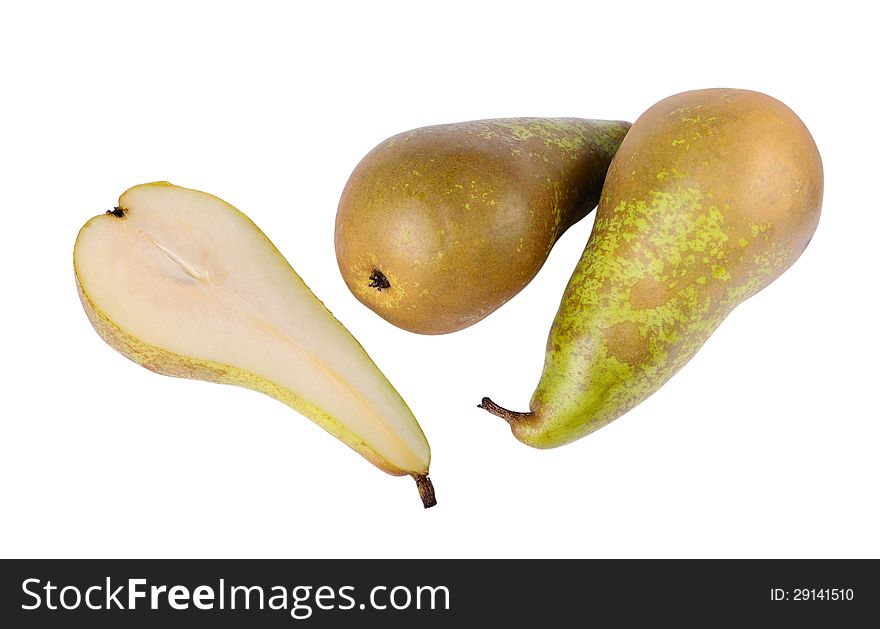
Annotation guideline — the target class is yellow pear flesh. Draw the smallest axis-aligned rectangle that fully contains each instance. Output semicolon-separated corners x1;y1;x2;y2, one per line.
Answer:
74;182;434;507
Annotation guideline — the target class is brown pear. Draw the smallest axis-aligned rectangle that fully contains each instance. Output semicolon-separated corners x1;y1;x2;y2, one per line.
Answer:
335;117;631;334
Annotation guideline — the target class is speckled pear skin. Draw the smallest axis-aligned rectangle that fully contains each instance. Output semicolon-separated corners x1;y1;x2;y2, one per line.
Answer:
335;117;631;335
484;89;823;448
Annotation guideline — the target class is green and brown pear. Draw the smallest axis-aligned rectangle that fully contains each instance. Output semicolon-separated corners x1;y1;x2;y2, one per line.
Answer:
481;89;823;447
335;117;631;334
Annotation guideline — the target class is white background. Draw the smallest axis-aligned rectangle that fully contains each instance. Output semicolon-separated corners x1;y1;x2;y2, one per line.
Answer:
1;1;877;558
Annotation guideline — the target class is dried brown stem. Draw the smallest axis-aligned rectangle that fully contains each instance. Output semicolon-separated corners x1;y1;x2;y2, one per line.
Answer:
413;474;436;509
478;397;534;424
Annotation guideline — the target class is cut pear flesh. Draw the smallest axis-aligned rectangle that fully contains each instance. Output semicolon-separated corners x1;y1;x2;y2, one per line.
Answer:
74;182;434;507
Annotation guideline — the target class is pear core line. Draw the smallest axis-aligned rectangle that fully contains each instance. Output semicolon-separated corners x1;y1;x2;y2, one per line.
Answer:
149;238;206;281
478;397;534;424
414;474;436;508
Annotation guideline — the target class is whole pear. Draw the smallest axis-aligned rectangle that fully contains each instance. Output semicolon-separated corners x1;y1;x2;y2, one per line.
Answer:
335;117;631;334
481;89;823;447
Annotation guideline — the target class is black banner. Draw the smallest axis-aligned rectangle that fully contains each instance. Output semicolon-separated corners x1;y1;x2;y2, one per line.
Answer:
1;559;876;627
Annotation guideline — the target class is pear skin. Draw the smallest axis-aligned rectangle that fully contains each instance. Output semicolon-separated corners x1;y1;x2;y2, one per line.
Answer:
335;117;631;334
481;89;822;447
75;183;435;506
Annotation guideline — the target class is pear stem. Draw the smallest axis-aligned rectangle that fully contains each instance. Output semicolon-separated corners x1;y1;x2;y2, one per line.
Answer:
478;397;534;424
413;474;436;509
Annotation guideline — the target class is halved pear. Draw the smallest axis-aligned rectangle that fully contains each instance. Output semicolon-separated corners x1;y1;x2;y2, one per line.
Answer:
74;182;435;507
